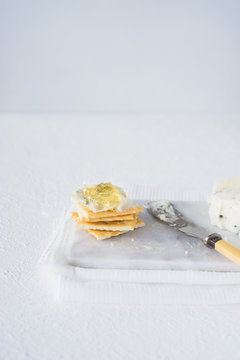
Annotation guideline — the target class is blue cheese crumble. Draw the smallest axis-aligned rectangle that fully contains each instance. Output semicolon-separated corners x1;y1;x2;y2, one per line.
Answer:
209;178;240;236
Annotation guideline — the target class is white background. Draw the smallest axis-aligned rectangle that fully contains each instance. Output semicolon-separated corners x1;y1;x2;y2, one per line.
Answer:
0;0;240;112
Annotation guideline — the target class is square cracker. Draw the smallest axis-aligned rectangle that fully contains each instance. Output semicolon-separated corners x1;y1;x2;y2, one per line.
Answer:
87;216;145;240
71;212;136;231
78;213;135;222
87;229;128;240
71;196;143;219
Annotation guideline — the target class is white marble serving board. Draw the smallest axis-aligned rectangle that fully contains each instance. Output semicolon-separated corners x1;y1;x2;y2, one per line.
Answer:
66;201;240;272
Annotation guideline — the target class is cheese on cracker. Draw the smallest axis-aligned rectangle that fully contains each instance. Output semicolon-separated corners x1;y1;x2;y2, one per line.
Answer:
71;183;145;240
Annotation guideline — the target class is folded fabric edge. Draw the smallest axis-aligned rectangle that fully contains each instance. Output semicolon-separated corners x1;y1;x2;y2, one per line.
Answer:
57;275;240;305
37;265;240;305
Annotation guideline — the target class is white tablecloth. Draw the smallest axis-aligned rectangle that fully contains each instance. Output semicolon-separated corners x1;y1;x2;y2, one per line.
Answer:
1;114;240;360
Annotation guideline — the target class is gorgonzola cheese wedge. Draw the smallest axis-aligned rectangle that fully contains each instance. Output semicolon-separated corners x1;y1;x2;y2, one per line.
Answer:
209;178;240;236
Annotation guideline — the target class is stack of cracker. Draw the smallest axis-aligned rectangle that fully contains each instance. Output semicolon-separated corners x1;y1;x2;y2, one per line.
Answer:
71;183;145;240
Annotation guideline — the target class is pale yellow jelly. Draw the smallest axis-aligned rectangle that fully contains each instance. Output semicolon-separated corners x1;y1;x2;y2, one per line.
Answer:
83;183;125;211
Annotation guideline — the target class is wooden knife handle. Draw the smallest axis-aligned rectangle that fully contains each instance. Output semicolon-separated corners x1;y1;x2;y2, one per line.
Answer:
215;240;240;266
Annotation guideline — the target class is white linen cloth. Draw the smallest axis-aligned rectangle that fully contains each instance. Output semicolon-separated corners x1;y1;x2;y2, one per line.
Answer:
38;184;240;304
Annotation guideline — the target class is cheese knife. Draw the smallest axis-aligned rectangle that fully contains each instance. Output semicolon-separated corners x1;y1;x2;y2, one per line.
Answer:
147;200;240;266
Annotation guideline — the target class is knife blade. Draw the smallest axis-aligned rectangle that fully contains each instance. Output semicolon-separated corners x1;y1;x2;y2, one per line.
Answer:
147;200;210;243
147;200;240;266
